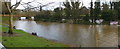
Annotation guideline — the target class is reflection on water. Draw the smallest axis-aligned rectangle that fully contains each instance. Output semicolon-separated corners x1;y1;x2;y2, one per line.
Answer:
14;20;118;47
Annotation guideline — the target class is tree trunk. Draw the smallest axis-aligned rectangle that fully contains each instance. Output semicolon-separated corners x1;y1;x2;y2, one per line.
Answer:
5;2;13;34
8;14;13;34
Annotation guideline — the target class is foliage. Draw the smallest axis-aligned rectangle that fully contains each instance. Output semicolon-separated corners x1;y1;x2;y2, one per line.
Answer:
94;2;101;20
34;11;55;22
34;1;119;24
101;3;118;21
53;7;63;21
113;2;120;20
63;0;81;19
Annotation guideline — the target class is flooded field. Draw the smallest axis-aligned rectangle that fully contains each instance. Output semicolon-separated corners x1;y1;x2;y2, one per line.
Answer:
14;20;118;47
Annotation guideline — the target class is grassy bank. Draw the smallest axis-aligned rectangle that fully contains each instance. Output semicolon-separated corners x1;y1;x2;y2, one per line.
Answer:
1;17;69;48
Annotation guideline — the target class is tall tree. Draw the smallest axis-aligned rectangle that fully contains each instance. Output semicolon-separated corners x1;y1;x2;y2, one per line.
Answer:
71;0;81;20
118;1;120;20
101;3;116;21
90;0;94;23
94;1;101;20
63;0;82;23
113;1;120;20
4;0;22;34
54;7;63;21
101;3;109;21
110;1;113;10
63;0;71;19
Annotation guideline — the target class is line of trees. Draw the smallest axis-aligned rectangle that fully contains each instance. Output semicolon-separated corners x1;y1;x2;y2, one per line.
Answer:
94;1;120;23
34;1;120;24
35;0;84;23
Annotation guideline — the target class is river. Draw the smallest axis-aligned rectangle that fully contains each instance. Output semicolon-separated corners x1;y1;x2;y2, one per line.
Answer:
13;20;118;47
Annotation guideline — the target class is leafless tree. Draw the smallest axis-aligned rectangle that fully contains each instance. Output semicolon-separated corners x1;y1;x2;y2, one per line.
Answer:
4;0;22;34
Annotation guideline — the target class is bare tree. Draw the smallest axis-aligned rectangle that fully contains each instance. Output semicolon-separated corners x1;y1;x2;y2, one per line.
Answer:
4;0;22;34
4;0;38;34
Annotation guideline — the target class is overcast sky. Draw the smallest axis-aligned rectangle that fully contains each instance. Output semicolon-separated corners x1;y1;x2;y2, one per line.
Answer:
11;0;120;10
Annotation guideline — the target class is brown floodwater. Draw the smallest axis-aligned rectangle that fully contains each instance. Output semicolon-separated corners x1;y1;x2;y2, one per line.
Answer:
14;20;118;47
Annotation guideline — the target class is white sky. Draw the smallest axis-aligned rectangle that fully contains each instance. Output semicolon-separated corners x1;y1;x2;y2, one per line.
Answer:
11;0;120;10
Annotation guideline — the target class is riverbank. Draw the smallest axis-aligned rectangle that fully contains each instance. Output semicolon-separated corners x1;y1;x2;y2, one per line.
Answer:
2;26;69;47
1;17;69;48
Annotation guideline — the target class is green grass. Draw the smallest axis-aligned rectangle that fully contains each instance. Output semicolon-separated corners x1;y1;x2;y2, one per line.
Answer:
1;16;17;20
